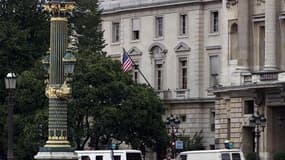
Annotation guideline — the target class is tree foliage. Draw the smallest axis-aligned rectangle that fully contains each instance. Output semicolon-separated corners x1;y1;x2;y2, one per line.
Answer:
69;54;168;152
69;0;168;154
0;0;168;159
0;0;49;159
70;0;105;54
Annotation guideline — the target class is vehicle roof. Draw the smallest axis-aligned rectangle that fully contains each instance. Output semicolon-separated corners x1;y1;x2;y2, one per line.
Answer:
180;149;242;154
75;149;141;154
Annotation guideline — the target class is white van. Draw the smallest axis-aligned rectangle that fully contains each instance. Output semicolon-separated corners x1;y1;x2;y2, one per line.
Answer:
177;149;245;160
75;150;143;160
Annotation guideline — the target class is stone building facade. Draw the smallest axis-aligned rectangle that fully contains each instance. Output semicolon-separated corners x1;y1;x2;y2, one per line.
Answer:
101;0;285;160
100;0;222;153
215;0;285;160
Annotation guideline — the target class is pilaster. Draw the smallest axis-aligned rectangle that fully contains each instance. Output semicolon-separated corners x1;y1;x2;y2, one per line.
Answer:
264;0;278;70
237;0;249;69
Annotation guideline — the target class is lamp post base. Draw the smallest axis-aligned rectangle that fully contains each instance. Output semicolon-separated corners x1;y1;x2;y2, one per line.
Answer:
34;147;77;160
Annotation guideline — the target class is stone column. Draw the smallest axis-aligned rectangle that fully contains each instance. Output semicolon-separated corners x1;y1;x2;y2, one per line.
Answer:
264;0;277;70
237;0;249;69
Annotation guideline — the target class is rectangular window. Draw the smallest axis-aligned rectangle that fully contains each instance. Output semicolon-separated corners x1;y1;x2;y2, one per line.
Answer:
209;55;219;87
179;14;188;35
210;11;219;33
210;111;215;131
244;100;254;114
155;63;163;90
133;64;139;83
155;16;163;38
179;58;188;89
227;118;231;140
259;26;265;70
134;71;138;83
112;22;120;43
132;18;140;40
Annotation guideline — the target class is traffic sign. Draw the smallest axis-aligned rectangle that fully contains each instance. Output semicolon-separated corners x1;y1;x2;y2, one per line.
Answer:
175;140;183;149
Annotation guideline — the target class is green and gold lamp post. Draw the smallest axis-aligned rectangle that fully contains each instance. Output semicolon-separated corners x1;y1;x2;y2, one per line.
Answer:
34;0;77;159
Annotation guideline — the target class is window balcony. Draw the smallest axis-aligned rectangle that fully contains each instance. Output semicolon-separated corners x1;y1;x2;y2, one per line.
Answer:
156;89;192;100
175;89;190;99
156;90;172;100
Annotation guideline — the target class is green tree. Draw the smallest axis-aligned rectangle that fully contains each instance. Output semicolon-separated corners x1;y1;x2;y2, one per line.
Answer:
0;0;49;159
70;0;105;55
68;0;168;157
14;65;48;159
69;53;168;155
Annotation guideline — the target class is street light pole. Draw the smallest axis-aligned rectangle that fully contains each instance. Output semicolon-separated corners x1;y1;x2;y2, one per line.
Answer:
249;112;266;160
34;1;77;159
5;72;16;160
165;114;180;159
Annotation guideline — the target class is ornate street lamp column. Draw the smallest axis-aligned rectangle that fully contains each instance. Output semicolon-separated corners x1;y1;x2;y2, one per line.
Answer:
35;0;77;159
165;115;180;160
249;112;266;160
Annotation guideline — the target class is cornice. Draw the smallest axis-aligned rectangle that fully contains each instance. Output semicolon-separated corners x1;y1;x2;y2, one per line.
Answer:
101;0;221;15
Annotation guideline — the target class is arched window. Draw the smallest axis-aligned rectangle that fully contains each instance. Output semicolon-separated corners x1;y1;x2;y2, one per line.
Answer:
230;23;238;60
128;47;142;83
149;43;167;90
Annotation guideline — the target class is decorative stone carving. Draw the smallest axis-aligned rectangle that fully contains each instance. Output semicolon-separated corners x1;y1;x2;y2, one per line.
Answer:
128;46;142;56
148;42;168;54
174;42;191;52
256;0;265;6
226;0;238;8
44;1;75;16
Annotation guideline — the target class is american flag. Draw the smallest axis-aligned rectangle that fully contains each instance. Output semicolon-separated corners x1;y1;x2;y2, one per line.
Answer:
122;49;133;72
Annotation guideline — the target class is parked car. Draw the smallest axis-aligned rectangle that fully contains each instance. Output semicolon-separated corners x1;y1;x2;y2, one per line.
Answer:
76;149;143;160
177;149;245;160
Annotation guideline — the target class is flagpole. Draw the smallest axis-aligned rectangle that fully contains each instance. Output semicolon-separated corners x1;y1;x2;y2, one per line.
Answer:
123;48;152;88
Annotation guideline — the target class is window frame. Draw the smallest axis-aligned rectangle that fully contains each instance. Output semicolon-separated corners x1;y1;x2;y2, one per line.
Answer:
244;100;254;114
155;16;164;38
132;63;140;83
210;111;215;131
178;57;188;89
210;10;219;34
179;13;188;36
209;54;220;87
112;22;120;43
131;18;140;41
155;63;163;90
